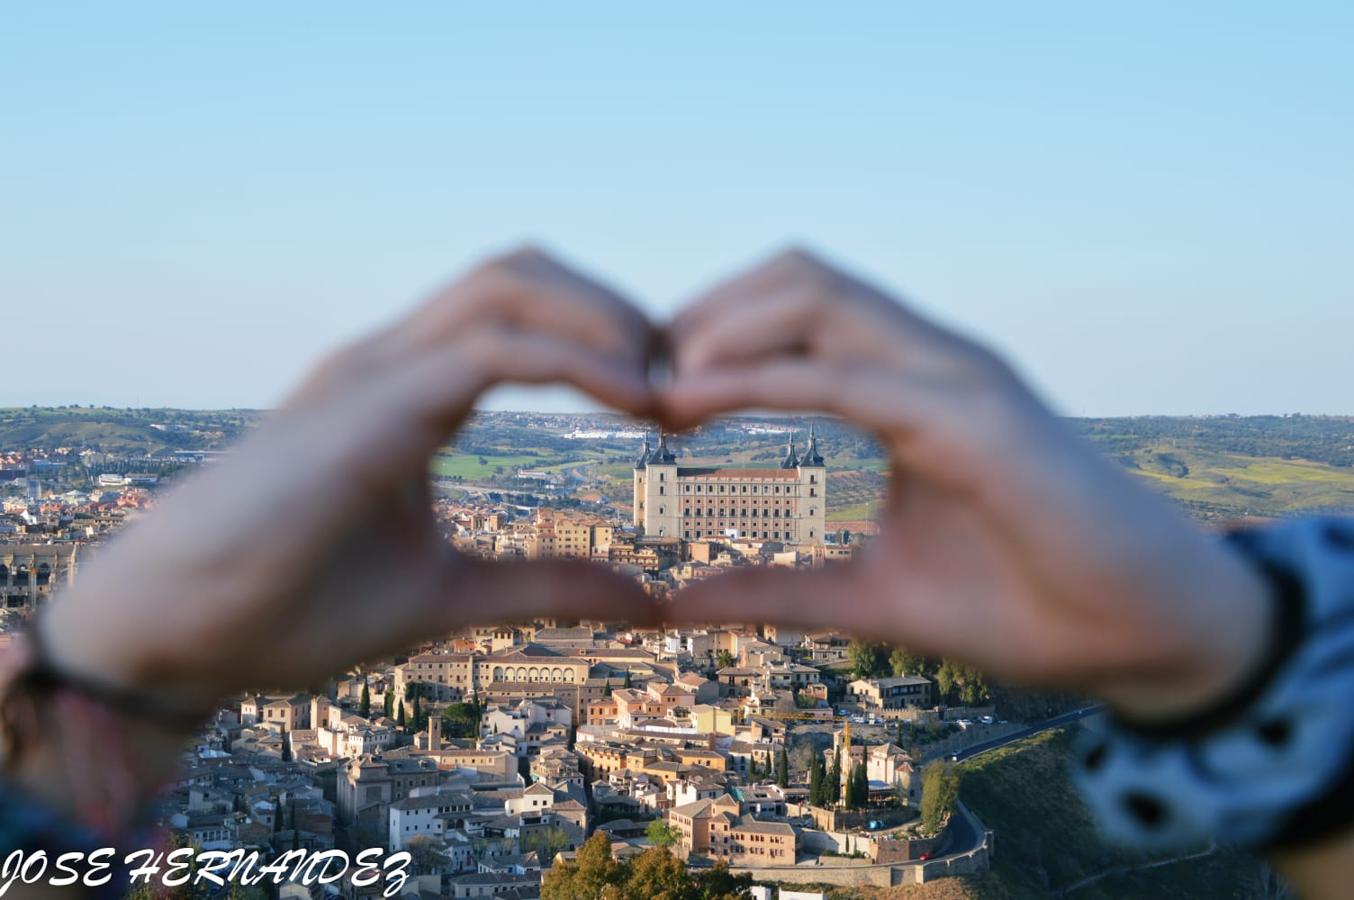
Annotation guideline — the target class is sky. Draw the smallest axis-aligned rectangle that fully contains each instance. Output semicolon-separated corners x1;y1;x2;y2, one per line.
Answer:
3;3;1351;415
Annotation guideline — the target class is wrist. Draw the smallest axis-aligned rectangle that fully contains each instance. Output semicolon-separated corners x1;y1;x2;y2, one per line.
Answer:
1104;539;1278;729
36;584;225;726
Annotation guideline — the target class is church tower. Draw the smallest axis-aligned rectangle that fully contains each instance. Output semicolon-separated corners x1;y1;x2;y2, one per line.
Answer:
798;424;826;545
642;430;680;537
632;434;651;527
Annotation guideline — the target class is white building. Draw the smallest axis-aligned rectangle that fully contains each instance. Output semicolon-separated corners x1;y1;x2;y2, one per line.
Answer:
388;787;474;852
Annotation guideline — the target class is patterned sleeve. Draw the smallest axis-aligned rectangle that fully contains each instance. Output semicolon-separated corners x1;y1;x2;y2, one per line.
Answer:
1075;516;1354;850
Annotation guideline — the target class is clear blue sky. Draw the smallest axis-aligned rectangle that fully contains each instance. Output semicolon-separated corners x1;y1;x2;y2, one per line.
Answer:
3;3;1351;415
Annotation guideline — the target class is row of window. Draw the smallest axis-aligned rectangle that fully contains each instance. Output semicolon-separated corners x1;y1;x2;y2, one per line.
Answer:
684;483;794;494
684;507;816;518
0;565;52;587
684;530;812;540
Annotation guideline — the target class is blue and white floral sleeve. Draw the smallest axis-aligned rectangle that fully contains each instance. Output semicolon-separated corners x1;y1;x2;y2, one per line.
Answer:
1076;517;1354;849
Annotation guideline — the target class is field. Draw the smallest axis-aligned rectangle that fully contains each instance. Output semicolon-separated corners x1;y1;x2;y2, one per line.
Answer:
1119;444;1354;517
430;452;551;480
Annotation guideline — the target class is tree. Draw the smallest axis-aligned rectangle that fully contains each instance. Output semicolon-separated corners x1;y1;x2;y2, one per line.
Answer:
808;752;825;807
542;832;622;900
396;699;406;727
383;688;394;720
359;681;371;719
412;693;424;731
827;746;842;807
920;760;960;835
406;835;449;875
775;747;789;788
936;659;959;704
889;646;925;677
693;859;754;900
715;649;736;670
442;701;481;739
847;640;885;680
543;833;753;900
847;761;869;810
936;659;989;707
625;845;691;898
646;818;680;848
522;824;572;859
893;776;909;807
959;668;989;707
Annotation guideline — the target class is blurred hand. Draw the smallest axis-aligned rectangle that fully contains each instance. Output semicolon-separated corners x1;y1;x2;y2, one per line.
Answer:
661;249;1272;722
41;248;659;712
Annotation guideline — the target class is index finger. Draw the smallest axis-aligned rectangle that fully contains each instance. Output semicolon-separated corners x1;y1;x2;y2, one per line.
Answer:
405;246;657;368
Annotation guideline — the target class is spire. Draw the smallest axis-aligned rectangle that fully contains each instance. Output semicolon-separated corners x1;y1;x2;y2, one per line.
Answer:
802;422;824;467
780;431;799;469
634;433;652;469
651;428;677;464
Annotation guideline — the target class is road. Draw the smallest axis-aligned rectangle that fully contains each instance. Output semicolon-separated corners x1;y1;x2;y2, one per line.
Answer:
945;704;1103;765
930;705;1104;859
933;800;978;857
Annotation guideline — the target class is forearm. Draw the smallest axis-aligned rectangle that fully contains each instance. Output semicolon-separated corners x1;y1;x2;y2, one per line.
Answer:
1;629;200;859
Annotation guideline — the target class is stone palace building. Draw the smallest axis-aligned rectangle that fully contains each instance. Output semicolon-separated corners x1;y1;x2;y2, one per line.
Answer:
633;429;826;545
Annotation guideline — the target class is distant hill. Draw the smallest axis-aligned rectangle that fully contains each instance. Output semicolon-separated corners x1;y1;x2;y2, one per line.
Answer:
4;409;1351;518
0;407;258;455
1073;416;1354;518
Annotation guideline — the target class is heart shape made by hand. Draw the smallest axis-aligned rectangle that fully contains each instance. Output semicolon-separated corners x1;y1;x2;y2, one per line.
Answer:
40;247;1272;725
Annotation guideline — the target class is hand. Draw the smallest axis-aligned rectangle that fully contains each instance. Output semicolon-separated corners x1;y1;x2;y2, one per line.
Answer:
40;248;659;712
660;249;1272;723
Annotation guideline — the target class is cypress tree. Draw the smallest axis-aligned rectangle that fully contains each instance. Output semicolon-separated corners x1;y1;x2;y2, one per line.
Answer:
360;682;371;719
776;747;789;788
397;700;406;728
848;761;869;809
828;746;841;807
809;753;824;806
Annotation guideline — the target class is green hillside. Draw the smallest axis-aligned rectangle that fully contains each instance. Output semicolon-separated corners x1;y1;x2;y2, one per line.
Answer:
1120;444;1354;517
959;729;1273;899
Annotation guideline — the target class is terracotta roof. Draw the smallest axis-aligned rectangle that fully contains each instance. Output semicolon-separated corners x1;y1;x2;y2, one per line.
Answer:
677;467;800;480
